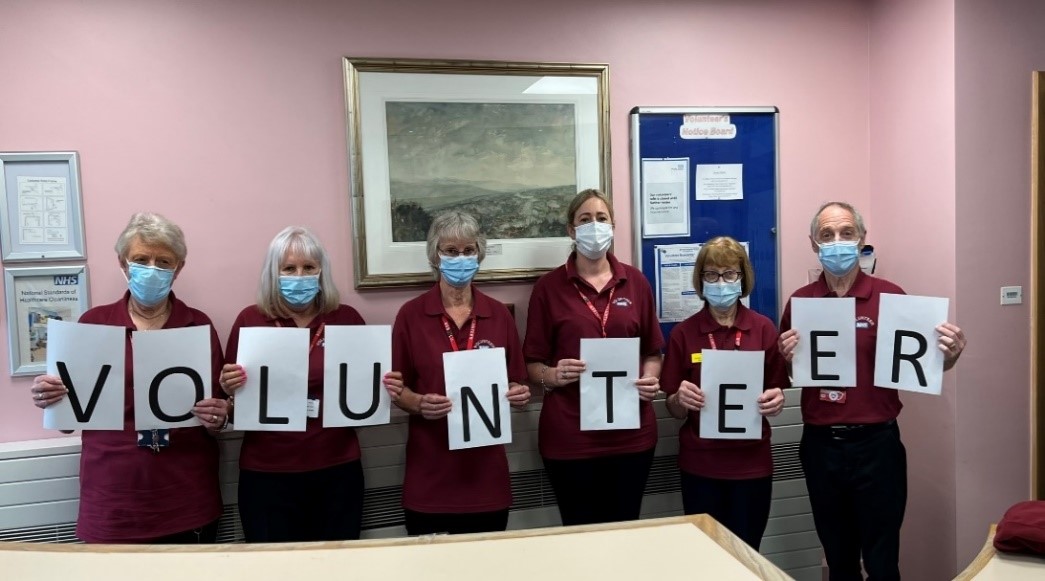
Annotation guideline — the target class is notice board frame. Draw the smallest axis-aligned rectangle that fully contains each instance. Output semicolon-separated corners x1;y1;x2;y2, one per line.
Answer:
629;106;780;341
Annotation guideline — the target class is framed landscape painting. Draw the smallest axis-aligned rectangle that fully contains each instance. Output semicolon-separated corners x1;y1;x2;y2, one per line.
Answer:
343;57;610;288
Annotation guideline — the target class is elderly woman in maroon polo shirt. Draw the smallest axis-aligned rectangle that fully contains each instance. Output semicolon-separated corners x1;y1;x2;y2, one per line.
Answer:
29;212;227;543
523;188;664;526
219;226;367;543
383;210;530;535
660;236;786;550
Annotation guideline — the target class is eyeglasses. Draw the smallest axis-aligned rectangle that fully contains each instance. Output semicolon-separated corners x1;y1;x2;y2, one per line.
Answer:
439;246;478;258
701;270;742;283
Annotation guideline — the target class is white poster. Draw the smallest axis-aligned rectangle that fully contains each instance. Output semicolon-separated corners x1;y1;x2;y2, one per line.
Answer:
641;158;690;238
874;293;949;395
17;175;69;245
444;348;511;450
695;163;743;200
323;325;392;427
699;350;764;440
235;327;309;432
580;337;640;430
790;297;856;387
654;241;751;323
43;320;125;430
132;326;213;430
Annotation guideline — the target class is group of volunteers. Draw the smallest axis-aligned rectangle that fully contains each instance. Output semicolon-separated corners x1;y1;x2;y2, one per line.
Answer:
28;191;966;581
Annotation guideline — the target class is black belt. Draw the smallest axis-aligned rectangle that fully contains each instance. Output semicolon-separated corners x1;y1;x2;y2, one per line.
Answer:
806;419;896;441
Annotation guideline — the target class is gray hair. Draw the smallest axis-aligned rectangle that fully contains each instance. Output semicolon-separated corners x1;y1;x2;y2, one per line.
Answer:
809;201;867;239
114;212;187;263
425;211;487;277
256;226;340;319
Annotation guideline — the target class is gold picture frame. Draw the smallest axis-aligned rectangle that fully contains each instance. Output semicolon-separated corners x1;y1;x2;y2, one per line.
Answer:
343;57;611;288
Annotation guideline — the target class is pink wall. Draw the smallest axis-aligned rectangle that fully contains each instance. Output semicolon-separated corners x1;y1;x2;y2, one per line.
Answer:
954;0;1041;569
869;1;959;578
0;0;872;442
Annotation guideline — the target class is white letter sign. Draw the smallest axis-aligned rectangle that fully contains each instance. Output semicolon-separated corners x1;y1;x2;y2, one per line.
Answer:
874;293;949;395
699;350;764;440
323;325;392;427
444;347;511;450
235;327;308;432
791;298;856;387
133;325;213;430
44;320;125;430
580;337;640;430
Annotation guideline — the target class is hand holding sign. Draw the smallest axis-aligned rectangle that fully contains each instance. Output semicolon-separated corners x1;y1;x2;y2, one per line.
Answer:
43;320;125;431
874;293;948;394
675;380;705;412
443;348;512;450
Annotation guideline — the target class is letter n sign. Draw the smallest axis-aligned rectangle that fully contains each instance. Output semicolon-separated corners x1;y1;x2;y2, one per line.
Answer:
444;348;512;450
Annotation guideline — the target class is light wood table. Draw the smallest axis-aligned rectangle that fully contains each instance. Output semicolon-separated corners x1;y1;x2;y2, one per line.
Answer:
0;515;791;580
955;525;1045;579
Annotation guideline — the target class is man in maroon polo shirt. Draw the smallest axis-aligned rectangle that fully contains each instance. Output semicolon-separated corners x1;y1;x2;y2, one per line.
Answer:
778;202;966;581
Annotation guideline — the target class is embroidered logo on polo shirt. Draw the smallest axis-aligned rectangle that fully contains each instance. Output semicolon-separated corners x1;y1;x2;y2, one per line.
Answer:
613;297;632;308
856;316;875;329
474;339;497;349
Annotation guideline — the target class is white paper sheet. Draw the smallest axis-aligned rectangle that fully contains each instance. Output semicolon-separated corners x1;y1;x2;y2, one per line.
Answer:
641;158;690;238
323;325;392;427
17;176;68;245
235;327;309;432
43;320;125;430
444;348;511;450
580;338;640;430
132;326;213;430
699;350;764;440
695;164;743;200
874;293;949;395
790;297;856;387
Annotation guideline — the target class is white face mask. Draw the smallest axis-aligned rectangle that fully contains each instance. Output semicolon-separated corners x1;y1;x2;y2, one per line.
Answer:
574;221;613;260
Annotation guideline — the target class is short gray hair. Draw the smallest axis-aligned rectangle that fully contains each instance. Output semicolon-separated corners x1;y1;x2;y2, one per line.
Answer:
425;211;487;277
809;201;867;239
114;212;187;263
256;226;340;319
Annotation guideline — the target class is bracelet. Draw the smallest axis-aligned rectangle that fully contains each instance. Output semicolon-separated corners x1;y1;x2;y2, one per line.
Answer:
541;365;551;393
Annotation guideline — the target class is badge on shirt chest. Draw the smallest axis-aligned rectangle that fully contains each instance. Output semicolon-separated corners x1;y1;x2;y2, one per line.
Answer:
819;389;847;404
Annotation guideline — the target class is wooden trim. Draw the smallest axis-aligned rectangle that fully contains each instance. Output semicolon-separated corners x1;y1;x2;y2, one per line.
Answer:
1032;71;1045;499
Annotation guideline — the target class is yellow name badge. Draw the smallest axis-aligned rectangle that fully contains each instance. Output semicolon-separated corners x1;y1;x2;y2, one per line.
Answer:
691;353;702;363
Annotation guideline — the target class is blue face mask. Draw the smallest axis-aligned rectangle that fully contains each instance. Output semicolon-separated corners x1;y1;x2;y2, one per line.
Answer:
126;263;175;307
818;241;860;276
703;280;742;310
279;275;320;306
440;255;480;288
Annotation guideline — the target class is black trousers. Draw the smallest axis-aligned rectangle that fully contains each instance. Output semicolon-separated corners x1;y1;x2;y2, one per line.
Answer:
680;471;773;550
403;509;509;536
149;519;220;544
238;460;364;543
801;421;907;581
542;448;655;526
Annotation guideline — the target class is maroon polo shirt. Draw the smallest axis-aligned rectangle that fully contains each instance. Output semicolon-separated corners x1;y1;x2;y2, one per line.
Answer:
76;291;223;543
660;304;789;479
393;284;526;513
524;252;665;460
779;271;906;426
225;304;365;472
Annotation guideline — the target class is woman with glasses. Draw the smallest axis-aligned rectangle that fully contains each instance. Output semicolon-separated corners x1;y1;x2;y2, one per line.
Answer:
219;226;367;542
660;236;787;549
382;211;530;535
523;188;664;526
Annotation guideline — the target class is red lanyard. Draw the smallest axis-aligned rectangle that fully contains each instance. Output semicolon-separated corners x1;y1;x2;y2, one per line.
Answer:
707;330;742;351
275;321;325;353
441;316;477;352
573;283;615;338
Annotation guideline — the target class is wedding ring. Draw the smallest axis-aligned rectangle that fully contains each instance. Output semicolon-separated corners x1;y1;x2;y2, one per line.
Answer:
211;415;217;422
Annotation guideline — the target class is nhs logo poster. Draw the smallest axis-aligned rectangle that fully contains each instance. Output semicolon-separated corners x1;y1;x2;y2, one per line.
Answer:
7;267;89;376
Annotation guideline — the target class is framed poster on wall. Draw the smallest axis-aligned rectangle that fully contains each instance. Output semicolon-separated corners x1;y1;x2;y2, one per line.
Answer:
0;151;87;262
4;265;90;376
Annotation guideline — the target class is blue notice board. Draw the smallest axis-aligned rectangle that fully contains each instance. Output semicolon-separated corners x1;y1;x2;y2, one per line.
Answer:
629;107;779;341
